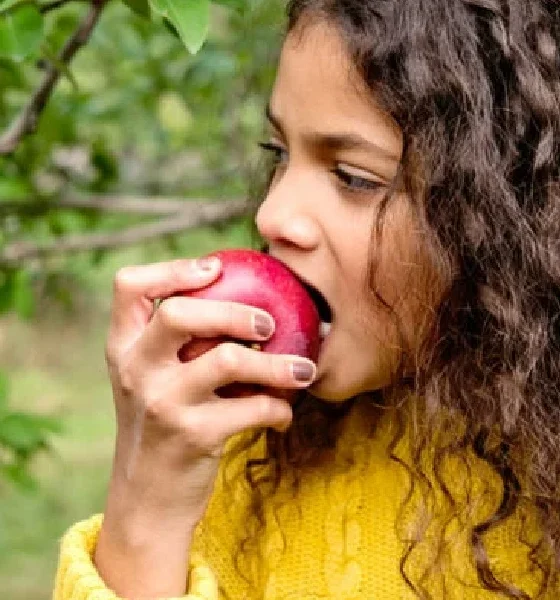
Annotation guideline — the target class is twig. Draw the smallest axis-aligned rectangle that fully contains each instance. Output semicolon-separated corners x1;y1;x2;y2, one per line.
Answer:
0;199;251;266
0;0;107;155
39;0;83;13
0;195;243;216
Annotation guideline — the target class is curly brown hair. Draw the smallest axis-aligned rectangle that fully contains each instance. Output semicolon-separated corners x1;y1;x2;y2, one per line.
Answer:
223;1;560;598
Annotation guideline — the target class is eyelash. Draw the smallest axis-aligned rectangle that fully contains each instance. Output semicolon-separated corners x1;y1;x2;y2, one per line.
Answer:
330;167;381;192
258;142;382;193
259;142;288;166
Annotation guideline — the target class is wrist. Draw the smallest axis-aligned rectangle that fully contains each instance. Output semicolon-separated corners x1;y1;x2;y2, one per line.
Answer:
95;478;197;599
103;472;199;547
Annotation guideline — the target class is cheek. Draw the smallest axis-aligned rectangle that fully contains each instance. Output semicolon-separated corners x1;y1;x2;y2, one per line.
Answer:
368;197;444;356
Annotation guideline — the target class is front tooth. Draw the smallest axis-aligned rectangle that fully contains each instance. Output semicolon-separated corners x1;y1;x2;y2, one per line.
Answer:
320;321;332;338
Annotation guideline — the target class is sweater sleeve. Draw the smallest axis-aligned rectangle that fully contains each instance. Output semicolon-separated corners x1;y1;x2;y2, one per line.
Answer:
52;513;219;600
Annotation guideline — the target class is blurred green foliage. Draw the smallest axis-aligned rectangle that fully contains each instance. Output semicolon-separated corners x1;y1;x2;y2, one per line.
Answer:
0;0;284;489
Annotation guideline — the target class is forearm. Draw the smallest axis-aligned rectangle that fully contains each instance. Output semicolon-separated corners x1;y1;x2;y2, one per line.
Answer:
94;476;197;599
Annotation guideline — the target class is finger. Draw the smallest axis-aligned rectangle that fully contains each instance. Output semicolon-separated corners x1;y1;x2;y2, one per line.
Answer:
215;382;300;403
180;396;293;447
184;342;316;398
136;297;275;363
107;257;221;355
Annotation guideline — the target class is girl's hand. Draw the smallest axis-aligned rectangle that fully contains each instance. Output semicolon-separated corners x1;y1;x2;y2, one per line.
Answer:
95;256;316;598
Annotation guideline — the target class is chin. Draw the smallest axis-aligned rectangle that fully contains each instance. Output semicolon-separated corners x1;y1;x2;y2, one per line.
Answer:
308;368;392;402
308;379;363;403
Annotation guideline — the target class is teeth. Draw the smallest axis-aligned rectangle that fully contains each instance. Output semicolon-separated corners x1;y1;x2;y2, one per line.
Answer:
320;321;332;339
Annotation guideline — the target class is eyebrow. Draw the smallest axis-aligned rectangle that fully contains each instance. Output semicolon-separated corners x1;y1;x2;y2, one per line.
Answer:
265;103;400;162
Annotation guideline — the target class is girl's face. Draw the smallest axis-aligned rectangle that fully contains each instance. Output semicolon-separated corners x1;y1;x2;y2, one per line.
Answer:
256;19;442;402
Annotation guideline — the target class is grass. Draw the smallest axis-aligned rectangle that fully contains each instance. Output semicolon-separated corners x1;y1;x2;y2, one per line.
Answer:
0;310;114;600
0;224;253;599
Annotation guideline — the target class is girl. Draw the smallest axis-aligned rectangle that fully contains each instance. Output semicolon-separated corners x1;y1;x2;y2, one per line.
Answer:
53;1;560;598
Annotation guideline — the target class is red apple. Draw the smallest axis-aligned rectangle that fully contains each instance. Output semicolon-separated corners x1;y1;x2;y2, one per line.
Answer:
175;248;321;399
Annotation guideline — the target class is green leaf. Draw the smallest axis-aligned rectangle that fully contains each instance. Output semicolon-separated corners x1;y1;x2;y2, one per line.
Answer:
30;414;63;434
149;0;209;54
0;4;43;61
0;0;24;13
1;463;38;493
40;42;78;89
162;16;180;40
0;269;35;319
121;0;151;19
0;412;62;454
13;268;35;320
0;175;32;201
0;414;43;453
0;269;16;314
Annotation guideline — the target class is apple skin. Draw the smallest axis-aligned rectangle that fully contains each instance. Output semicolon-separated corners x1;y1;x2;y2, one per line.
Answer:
176;248;321;399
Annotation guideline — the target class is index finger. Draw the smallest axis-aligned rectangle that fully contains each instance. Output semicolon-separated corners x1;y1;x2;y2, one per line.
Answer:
108;257;221;354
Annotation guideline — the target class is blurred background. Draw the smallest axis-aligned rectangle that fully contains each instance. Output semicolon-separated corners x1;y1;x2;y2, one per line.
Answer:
0;0;284;596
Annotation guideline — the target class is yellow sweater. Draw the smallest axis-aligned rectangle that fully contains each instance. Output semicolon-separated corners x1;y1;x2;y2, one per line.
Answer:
53;399;551;599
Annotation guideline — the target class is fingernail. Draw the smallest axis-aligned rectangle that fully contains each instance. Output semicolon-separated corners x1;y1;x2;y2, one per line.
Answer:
196;256;220;272
291;360;316;383
253;313;274;338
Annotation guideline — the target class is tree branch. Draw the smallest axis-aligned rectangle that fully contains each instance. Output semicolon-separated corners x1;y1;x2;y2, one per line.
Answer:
0;195;242;216
39;0;84;14
0;0;107;155
0;199;251;266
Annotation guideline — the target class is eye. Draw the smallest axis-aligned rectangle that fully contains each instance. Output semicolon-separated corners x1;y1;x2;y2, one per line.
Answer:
331;166;383;193
258;141;288;166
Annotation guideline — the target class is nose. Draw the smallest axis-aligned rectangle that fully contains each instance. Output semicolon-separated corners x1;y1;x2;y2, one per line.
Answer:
255;171;321;252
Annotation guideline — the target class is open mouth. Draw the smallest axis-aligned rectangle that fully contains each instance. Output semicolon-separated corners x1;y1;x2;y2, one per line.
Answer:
302;282;332;323
299;280;333;340
261;245;333;338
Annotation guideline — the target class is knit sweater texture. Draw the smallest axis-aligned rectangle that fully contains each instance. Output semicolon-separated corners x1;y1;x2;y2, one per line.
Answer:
53;399;552;599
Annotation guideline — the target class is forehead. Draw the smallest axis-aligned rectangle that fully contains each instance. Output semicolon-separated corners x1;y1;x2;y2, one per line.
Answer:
270;19;402;153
